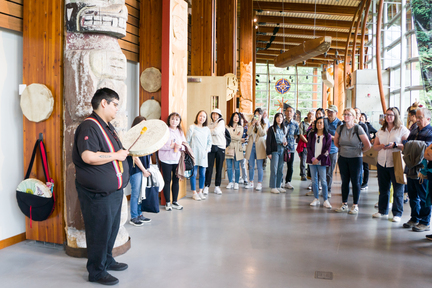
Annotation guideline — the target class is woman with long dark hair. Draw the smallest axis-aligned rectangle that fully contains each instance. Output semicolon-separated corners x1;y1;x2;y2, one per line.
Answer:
127;116;152;225
245;108;267;191
226;112;244;190
266;112;287;193
307;117;332;208
159;112;186;211
203;109;226;195
186;110;212;201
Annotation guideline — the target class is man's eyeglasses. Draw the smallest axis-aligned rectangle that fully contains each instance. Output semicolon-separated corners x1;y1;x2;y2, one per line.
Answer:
110;101;119;107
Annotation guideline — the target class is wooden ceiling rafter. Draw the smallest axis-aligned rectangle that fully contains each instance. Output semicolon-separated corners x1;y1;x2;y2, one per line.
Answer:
257;15;352;29
253;2;358;17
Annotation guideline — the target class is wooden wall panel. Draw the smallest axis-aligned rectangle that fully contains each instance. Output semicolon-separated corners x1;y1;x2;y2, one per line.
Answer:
22;0;64;244
0;0;23;32
139;0;162;104
239;0;253;115
190;0;214;76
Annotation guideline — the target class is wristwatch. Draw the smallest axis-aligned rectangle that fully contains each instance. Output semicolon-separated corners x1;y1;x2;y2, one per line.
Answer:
393;142;397;148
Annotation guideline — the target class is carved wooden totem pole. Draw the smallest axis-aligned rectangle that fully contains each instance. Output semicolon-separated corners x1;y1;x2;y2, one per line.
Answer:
63;0;130;256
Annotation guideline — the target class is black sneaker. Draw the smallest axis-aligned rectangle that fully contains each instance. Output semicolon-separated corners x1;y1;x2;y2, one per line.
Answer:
403;220;419;228
426;234;432;241
107;262;128;271
301;176;307;181
91;273;119;285
361;184;368;190
138;215;151;223
129;217;144;226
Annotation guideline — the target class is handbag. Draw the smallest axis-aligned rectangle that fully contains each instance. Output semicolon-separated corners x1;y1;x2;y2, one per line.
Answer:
226;147;235;157
16;138;55;227
283;147;291;162
393;151;407;185
141;153;161;213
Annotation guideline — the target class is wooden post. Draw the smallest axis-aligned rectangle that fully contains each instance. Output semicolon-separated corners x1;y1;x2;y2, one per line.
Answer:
217;0;237;116
239;0;254;116
191;0;215;76
22;0;64;244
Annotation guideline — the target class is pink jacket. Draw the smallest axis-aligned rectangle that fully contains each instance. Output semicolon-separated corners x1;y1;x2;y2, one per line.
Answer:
158;128;186;163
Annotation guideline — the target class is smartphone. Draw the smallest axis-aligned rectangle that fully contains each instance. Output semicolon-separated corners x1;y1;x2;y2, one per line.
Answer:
384;143;392;147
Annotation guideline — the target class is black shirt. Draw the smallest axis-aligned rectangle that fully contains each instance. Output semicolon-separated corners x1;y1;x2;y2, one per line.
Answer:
72;111;130;194
127;155;151;175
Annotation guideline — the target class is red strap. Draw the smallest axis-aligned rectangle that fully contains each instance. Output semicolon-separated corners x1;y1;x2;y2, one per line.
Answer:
39;141;52;182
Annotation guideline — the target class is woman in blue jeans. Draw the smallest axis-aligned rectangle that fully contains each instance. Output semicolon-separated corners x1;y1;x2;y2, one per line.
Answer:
266;112;288;194
127;116;152;226
226;112;244;190
307;117;332;208
245;108;267;191
186;110;212;201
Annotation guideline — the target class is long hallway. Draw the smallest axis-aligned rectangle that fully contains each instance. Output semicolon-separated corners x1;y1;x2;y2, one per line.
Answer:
1;161;432;287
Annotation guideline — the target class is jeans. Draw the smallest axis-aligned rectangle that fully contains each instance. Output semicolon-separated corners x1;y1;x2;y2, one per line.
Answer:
129;172;142;219
76;180;122;282
285;152;295;183
190;165;206;191
249;143;263;182
240;158;248;181
310;165;328;200
338;156;362;204
161;162;179;203
326;153;338;193
299;149;307;177
226;156;241;183
205;145;225;187
362;162;369;186
407;177;431;225
269;145;285;188
377;164;404;216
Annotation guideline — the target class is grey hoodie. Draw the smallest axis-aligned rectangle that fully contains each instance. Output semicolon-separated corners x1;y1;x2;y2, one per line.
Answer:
403;140;427;179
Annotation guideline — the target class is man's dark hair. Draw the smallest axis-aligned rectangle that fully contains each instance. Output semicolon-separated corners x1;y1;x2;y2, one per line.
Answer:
409;109;417;116
91;88;119;110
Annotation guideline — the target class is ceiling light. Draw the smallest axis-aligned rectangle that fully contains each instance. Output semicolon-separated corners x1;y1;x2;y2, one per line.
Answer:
254;18;257;22
255;25;258;29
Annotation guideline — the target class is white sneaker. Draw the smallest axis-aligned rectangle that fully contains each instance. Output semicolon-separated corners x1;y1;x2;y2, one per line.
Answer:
203;187;209;195
214;186;222;195
323;200;332;209
172;202;183;210
310;198;320;206
271;188;280;194
278;188;286;193
372;212;388;219
239;178;244;184
305;191;314;196
192;193;201;201
374;202;378;209
328;192;332;198
307;183;312;190
348;205;359;215
335;204;348;213
256;183;262;191
234;183;239;190
198;191;206;200
319;186;322;190
226;182;234;189
284;182;294;189
392;216;401;222
165;203;172;211
245;182;254;189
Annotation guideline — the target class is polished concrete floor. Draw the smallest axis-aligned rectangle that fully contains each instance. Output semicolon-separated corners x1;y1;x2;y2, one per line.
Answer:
1;160;432;287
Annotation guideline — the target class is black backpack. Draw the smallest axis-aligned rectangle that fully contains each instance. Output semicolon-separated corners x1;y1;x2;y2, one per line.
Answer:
184;152;194;171
225;128;231;147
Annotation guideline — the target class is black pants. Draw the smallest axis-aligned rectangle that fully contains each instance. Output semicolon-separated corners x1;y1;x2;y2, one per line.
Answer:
362;162;369;186
76;180;123;282
161;162;179;203
338;156;362;204
285;152;295;183
205;145;225;187
377;164;404;216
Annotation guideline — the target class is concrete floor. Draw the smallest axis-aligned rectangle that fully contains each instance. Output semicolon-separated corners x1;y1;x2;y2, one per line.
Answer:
1;161;432;287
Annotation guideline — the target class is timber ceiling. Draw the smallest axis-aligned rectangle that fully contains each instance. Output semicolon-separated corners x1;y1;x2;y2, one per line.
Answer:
253;0;365;66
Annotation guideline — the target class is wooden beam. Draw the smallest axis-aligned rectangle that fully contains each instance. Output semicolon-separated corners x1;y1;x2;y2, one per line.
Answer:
256;27;362;42
360;0;373;69
256;15;352;29
253;2;358;17
257;35;347;50
256;59;322;67
274;36;332;67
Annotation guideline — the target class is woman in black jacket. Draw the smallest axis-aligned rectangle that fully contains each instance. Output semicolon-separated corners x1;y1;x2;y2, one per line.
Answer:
266;112;288;194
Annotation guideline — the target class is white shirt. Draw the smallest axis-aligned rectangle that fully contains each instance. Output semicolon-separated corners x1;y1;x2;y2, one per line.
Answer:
314;135;323;165
208;119;226;149
376;125;410;167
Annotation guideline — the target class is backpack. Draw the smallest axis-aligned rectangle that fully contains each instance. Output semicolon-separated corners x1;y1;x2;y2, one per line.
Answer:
184;152;194;171
225;128;231;147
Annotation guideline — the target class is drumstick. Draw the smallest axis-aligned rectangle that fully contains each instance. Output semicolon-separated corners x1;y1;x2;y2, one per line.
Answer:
128;126;148;151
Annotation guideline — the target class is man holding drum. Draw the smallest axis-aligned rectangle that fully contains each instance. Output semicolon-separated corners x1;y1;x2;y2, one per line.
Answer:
72;88;130;285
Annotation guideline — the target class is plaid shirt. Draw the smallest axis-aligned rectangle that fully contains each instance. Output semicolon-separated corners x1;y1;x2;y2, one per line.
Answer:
284;119;299;151
406;124;432;146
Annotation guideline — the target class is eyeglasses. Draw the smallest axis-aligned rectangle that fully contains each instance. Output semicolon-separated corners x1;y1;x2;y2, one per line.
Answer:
111;101;119;107
343;113;353;117
385;114;395;117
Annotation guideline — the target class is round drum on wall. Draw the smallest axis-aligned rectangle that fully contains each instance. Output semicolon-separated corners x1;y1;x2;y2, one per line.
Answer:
20;84;54;123
140;67;162;93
